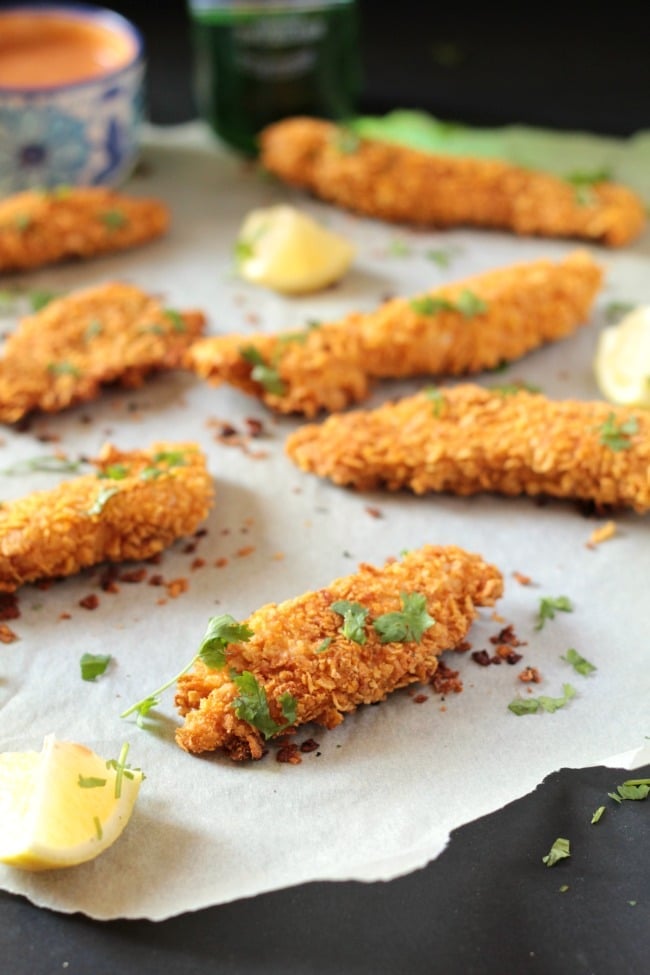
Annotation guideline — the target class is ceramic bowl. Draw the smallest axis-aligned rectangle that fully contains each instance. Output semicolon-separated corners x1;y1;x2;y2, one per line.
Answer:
0;4;145;196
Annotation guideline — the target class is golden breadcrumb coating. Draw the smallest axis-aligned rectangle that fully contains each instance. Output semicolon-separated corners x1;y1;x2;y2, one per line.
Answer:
286;384;650;512
0;442;214;592
260;117;646;247
0;282;205;423
187;251;602;416
0;186;169;272
175;545;503;759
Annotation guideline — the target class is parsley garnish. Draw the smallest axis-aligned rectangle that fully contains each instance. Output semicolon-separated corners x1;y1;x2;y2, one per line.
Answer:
164;309;187;333
98;464;130;481
373;592;435;644
0;454;82;475
121;614;253;726
331;600;369;644
152;450;187;468
78;774;107;789
240;345;285;396
608;779;650;803
105;743;140;799
80;652;112;682
410;289;487;318
231;670;297;739
591;805;606;824
47;360;81;378
455;289;488;317
597;413;639;452
87;486;119;516
561;648;596;676
542;837;571;867
99;209;127;230
508;683;576;715
535;595;573;630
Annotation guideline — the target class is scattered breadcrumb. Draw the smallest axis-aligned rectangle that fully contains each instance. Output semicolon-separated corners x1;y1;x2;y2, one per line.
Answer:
519;667;542;683
0;622;18;643
586;520;617;548
513;571;533;586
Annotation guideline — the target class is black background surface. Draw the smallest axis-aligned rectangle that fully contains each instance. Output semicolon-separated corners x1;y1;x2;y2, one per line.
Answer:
1;3;649;972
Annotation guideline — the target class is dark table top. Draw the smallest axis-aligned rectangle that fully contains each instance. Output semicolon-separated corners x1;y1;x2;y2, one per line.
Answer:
2;3;649;972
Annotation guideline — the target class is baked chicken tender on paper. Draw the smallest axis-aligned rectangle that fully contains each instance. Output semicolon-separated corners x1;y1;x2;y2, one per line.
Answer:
0;282;205;423
286;384;650;513
0;187;169;272
0;442;214;592
260;118;646;247
187;251;602;416
175;545;503;760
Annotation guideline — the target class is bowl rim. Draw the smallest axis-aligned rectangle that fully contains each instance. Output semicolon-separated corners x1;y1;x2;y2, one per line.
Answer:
0;2;145;95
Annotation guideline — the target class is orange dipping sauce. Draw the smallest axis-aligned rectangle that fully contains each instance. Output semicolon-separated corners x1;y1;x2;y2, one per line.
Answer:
0;9;138;89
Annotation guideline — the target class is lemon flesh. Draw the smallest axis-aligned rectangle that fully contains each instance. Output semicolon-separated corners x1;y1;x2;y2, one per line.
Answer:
594;305;650;407
236;204;355;294
0;734;142;870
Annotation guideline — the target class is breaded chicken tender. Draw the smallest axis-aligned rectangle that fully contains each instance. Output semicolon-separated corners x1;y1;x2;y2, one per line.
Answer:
0;186;169;272
0;282;205;423
286;384;650;513
187;251;602;416
0;442;214;592
260;118;646;247
175;545;503;759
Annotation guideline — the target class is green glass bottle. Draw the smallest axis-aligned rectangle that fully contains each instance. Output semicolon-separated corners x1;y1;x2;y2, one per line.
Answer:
188;0;361;155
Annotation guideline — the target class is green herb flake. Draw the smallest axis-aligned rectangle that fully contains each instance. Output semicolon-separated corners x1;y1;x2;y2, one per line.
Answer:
240;345;285;396
87;486;119;516
597;413;639;452
388;238;411;257
139;324;165;336
234;238;255;264
99;209;127;230
508;683;576;716
84;318;103;341
490;381;542;396
80;652;112;682
47;360;81;378
561;648;596;676
425;248;453;268
0;454;82;476
332;125;361;155
612;782;650;801
455;289;488;317
542;837;571;867
373;592;435;644
315;637;333;654
78;774;107;789
152;450;187;468
29;289;60;312
231;670;297;739
98;463;130;481
559;884;570;893
535;595;573;630
604;300;636;323
410;295;455;316
426;386;447;417
331;600;369;644
164;308;187;333
409;290;487;318
508;698;541;716
591;805;606;824
93;816;103;841
105;743;140;799
198;614;254;670
14;214;32;232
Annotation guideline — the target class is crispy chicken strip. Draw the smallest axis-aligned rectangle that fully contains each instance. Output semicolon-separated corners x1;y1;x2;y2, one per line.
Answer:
0;442;214;592
0;282;205;423
175;545;503;759
187;251;603;416
260;117;646;247
0;187;169;273
286;384;650;513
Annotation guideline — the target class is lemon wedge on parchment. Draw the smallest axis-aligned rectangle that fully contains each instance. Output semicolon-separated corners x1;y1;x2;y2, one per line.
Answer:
0;735;142;870
235;204;355;294
594;305;650;408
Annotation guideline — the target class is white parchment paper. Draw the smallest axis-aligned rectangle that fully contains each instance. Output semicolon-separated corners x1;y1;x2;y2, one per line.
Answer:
0;124;648;920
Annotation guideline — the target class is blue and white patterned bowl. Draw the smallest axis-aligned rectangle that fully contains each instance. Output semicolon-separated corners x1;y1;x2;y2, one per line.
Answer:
0;4;145;197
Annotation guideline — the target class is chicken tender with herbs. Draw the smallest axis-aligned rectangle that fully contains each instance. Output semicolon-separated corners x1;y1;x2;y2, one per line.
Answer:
0;442;214;592
286;384;650;512
260;117;646;247
0;282;205;423
175;545;503;760
0;186;169;272
188;251;602;416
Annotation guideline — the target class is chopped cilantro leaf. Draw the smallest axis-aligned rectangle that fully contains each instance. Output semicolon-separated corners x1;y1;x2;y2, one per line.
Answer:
597;413;639;452
373;592;435;644
508;698;541;716
410;295;455;316
98;463;130;481
535;595;573;630
198;614;253;669
231;670;297;739
508;683;576;716
87;486;119;516
80;652;112;682
543;837;571;867
591;805;606;824
152;450;186;468
612;782;650;801
331;600;369;644
561;648;596;676
409;289;487;317
240;345;286;396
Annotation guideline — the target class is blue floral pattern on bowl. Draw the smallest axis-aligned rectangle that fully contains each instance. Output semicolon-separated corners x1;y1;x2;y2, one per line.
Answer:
0;7;145;196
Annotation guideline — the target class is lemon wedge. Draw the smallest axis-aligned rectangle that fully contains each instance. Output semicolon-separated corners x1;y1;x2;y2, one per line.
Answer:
235;204;355;294
0;735;142;871
594;305;650;408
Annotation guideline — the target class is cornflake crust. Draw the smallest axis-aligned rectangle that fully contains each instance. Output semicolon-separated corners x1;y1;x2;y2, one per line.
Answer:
0;442;214;592
260;117;646;247
0;187;169;272
175;545;503;760
0;282;205;423
285;384;650;513
187;251;602;416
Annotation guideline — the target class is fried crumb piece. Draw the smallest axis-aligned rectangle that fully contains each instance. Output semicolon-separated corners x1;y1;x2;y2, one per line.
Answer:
490;625;526;648
413;693;429;704
513;570;533;586
119;567;148;584
148;573;165;586
272;552;285;562
587;520;617;548
79;594;99;610
215;557;229;568
0;593;20;620
166;578;189;598
431;660;463;694
471;650;492;667
191;558;206;571
365;505;383;519
175;545;502;759
300;738;320;753
235;546;255;558
0;622;18;643
519;666;542;683
58;612;72;620
276;743;302;764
